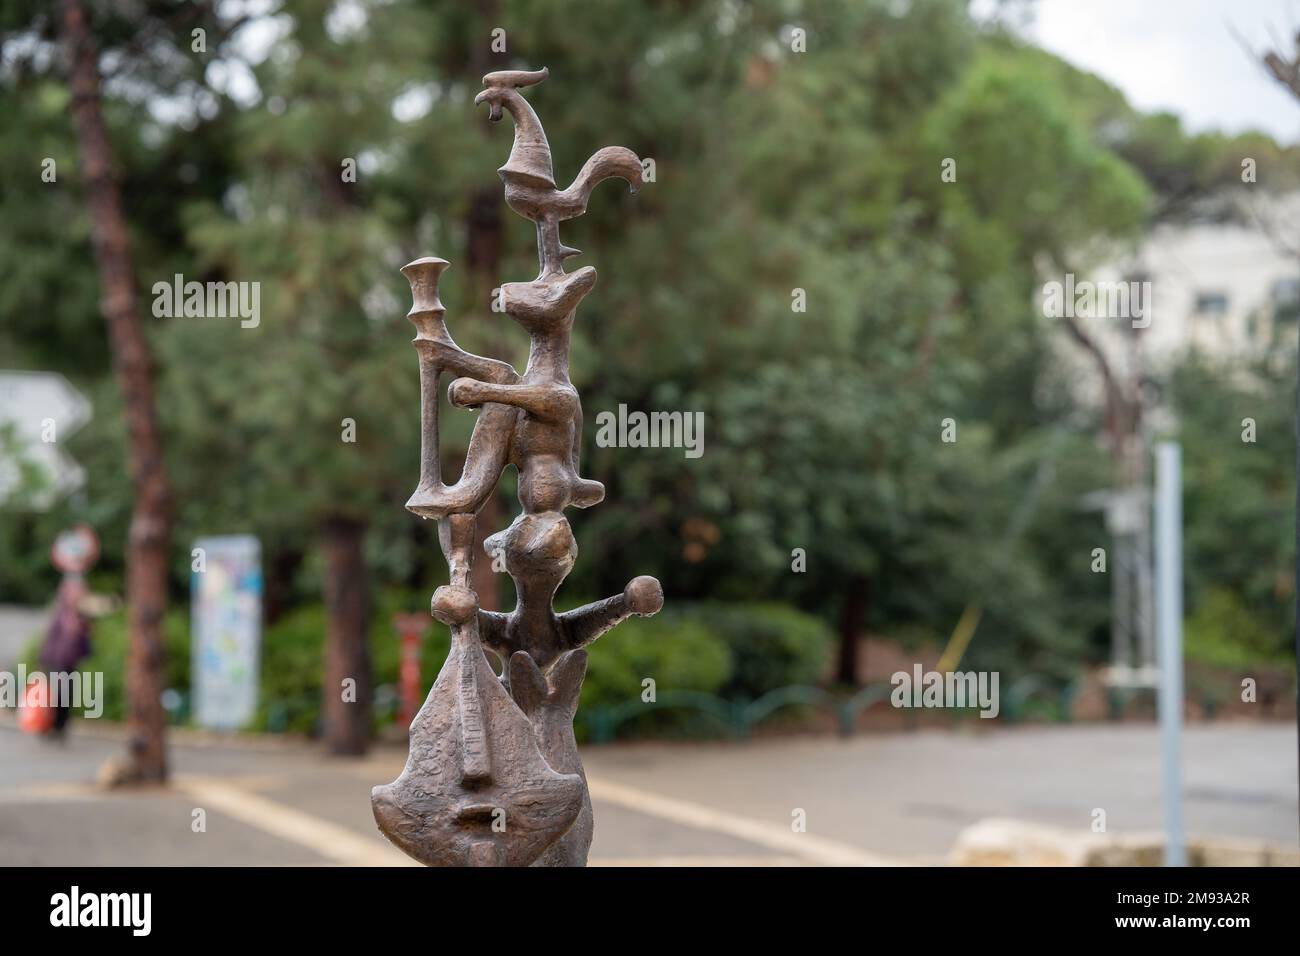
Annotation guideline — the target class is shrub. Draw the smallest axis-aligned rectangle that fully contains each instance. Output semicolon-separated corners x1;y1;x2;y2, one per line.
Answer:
695;601;835;698
1185;587;1289;670
256;590;450;733
581;609;731;709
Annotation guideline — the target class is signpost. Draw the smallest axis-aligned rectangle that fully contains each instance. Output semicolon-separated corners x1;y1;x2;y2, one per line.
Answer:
191;536;262;730
1154;442;1185;867
0;371;91;508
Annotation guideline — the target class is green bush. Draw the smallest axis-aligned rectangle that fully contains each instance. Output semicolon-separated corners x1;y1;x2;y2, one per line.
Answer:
1185;587;1288;670
255;590;451;733
581;609;731;710
254;604;323;733
696;601;835;698
578;608;731;740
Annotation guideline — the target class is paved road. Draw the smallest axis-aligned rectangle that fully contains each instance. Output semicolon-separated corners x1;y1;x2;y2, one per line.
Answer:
0;720;1293;866
584;723;1299;862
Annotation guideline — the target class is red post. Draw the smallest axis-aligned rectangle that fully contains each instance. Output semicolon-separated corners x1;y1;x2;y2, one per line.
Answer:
392;613;430;728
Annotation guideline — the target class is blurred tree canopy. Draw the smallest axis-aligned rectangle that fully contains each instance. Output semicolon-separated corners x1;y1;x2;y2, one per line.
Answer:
1;0;1294;709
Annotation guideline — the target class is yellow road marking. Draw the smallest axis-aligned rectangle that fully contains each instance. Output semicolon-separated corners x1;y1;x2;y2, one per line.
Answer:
586;776;904;866
173;775;419;867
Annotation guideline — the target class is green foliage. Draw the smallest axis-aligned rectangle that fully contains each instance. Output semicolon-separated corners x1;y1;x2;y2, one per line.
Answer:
253;604;326;733
921;46;1150;282
253;589;452;733
1185;588;1289;670
257;598;831;729
696;602;835;698
1168;353;1296;666
581;610;731;710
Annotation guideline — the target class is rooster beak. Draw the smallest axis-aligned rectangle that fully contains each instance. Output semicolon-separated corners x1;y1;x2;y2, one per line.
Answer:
473;89;503;121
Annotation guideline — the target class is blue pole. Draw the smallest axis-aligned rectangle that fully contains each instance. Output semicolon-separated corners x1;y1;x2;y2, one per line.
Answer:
1155;442;1185;866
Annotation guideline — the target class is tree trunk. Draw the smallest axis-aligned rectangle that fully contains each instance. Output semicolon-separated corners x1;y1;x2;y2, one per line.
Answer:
836;574;869;686
61;0;172;784
464;13;510;613
462;188;504;613
463;186;504;613
263;546;303;626
470;490;503;610
321;516;371;755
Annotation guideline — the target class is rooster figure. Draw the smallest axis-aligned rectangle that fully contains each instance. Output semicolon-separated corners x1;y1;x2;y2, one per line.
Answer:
475;67;643;278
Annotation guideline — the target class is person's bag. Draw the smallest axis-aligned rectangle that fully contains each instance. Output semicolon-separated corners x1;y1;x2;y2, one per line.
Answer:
18;677;54;734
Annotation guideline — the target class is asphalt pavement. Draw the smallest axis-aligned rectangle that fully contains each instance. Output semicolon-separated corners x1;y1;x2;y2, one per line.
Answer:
0;718;1293;866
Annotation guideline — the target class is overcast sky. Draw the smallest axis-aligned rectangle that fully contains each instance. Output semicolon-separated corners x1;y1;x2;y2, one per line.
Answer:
1011;0;1300;144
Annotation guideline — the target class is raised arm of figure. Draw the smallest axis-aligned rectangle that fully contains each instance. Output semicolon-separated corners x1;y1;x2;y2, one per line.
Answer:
559;576;663;649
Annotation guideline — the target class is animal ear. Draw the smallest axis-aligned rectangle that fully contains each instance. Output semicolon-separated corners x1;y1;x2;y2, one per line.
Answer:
548;649;588;715
508;651;547;717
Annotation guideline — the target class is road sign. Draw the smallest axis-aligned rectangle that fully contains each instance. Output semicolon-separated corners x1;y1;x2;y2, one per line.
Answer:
51;525;100;575
0;370;92;509
191;535;262;730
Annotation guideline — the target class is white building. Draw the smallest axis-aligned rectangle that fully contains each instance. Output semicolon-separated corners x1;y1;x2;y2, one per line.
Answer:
1048;194;1300;413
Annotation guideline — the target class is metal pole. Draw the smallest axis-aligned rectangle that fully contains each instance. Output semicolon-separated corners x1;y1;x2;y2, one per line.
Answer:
1155;442;1185;866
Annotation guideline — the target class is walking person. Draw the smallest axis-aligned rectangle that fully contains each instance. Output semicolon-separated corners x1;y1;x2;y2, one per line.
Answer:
38;576;93;739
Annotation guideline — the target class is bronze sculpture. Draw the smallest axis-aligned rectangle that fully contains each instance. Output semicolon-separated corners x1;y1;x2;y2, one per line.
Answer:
372;67;663;867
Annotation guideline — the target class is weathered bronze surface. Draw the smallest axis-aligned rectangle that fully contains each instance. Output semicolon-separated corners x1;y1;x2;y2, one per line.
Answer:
372;67;663;867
